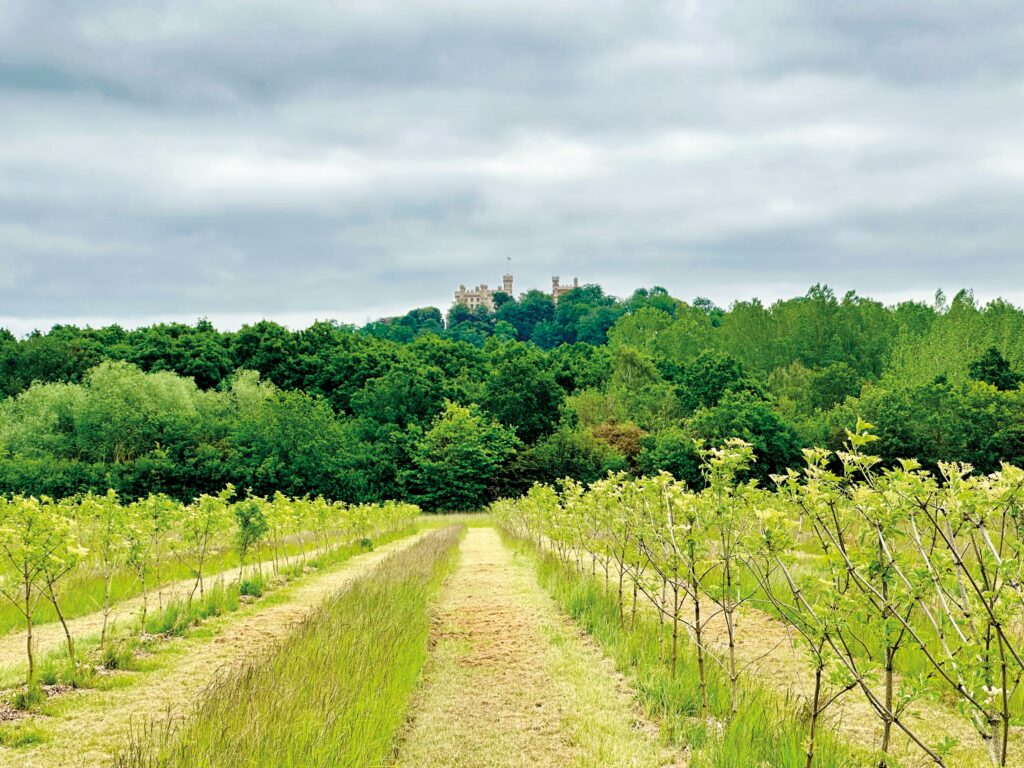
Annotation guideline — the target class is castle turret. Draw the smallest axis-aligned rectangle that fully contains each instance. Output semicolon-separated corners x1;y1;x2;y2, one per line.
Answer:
502;273;514;295
551;275;579;303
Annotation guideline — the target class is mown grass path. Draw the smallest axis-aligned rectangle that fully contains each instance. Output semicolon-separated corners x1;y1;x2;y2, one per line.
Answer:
0;531;427;768
394;527;679;768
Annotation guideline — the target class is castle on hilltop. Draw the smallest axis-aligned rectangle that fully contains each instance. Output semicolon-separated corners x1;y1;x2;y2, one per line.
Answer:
453;274;579;311
453;273;514;312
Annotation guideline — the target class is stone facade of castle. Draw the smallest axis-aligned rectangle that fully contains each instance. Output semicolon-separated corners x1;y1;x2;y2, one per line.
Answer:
550;275;579;302
453;273;579;310
453;273;514;312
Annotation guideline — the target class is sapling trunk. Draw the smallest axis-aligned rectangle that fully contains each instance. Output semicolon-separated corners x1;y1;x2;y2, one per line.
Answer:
631;576;638;628
879;541;894;767
723;547;739;717
725;608;738;717
691;562;708;713
997;633;1010;767
139;577;149;634
24;571;35;689
806;660;823;768
617;550;625;623
101;570;113;647
880;645;894;765
658;577;666;664
671;580;680;677
46;580;75;661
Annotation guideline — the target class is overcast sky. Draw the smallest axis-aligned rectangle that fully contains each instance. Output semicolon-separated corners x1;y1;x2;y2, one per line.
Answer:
2;1;1024;335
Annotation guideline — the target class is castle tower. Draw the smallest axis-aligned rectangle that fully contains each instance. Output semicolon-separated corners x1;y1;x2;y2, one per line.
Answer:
551;275;579;303
502;274;514;294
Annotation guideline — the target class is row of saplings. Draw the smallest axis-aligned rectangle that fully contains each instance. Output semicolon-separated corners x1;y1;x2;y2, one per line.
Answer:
0;488;419;706
493;422;1024;768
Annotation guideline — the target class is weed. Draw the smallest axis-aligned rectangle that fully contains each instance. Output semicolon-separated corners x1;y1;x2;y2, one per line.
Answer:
239;575;266;598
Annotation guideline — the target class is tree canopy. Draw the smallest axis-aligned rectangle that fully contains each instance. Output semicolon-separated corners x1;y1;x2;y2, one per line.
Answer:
2;283;1023;506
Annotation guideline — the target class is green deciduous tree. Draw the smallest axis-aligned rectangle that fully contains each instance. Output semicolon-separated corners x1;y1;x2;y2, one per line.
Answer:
482;343;563;443
405;401;520;511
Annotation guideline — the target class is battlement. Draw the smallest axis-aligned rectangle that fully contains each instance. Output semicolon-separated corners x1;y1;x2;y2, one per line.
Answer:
453;273;580;310
551;275;579;302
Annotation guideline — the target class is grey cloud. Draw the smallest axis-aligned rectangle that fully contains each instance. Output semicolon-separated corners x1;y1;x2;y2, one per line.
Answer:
1;1;1024;331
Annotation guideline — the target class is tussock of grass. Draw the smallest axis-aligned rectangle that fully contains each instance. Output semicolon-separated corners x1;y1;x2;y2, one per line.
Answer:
11;683;45;712
143;582;240;637
0;721;48;747
517;537;864;768
237;574;265;597
113;525;462;768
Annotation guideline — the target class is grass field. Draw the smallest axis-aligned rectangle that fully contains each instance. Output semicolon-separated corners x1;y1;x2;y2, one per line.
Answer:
3;517;1020;768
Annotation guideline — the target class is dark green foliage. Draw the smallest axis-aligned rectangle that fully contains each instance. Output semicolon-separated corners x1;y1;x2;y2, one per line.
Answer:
547;343;612;393
127;320;233;389
444;304;495;347
481;342;563;442
3;283;1024;501
404;402;520;511
495;289;555;341
233;499;268;570
639;427;703;488
968;346;1024;391
362;307;445;342
677;351;763;414
852;377;1024;473
350;363;451;429
689;391;803;482
512;427;626;491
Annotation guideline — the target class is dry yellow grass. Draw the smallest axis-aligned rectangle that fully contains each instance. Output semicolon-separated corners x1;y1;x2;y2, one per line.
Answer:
0;532;427;768
394;527;680;768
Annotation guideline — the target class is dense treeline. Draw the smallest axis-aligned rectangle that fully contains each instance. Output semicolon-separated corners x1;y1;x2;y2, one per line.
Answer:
3;284;1024;509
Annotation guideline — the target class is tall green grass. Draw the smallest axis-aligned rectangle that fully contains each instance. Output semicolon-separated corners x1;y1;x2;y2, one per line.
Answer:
113;525;462;768
511;536;865;768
